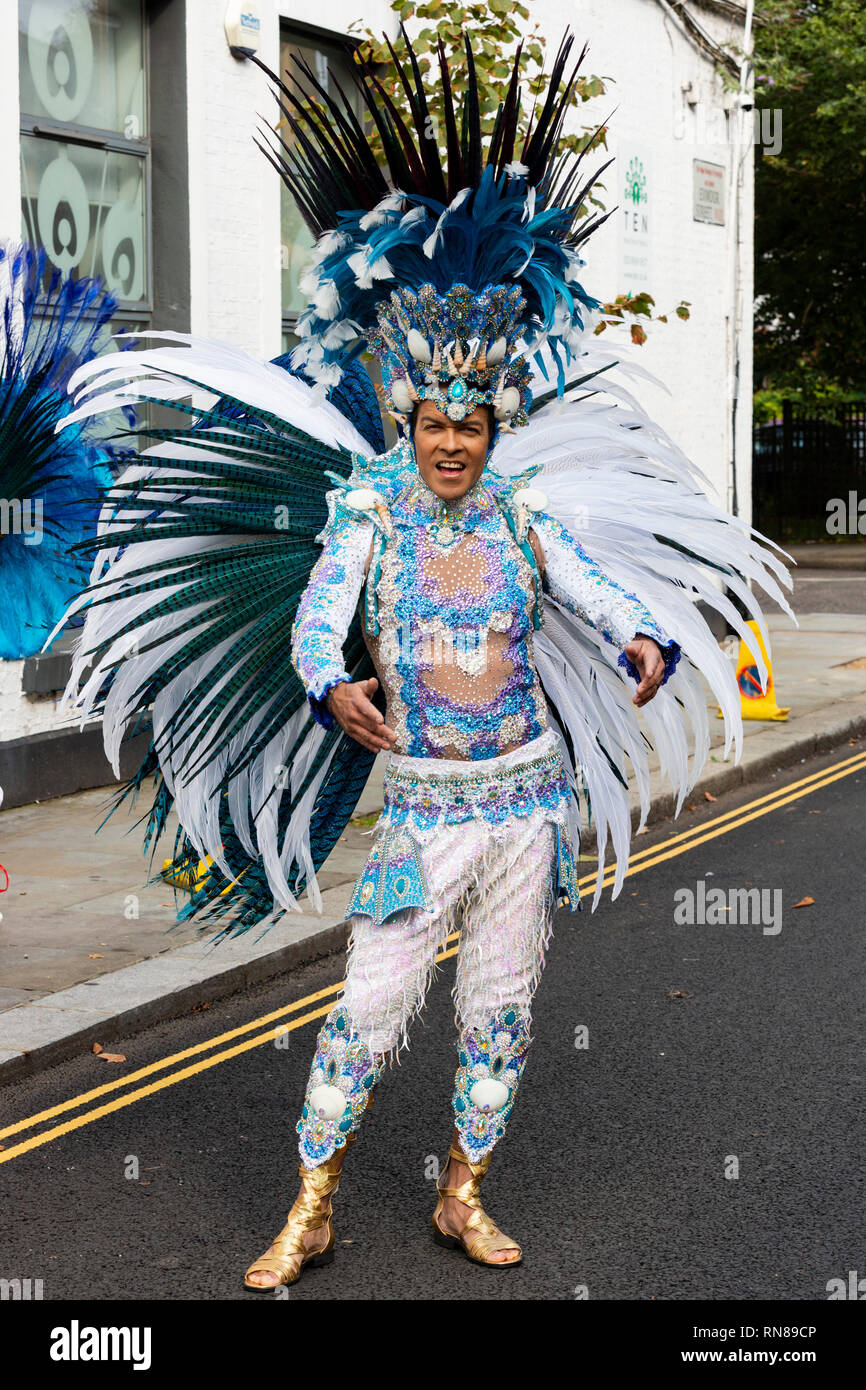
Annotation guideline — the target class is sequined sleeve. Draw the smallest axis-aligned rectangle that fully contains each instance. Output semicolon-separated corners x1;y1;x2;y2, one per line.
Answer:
290;508;375;729
530;513;681;686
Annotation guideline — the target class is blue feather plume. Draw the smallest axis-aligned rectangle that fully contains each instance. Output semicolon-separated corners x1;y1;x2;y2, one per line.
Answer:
248;30;616;396
0;241;130;658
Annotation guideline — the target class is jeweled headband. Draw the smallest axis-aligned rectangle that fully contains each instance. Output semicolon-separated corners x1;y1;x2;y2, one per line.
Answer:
366;283;533;432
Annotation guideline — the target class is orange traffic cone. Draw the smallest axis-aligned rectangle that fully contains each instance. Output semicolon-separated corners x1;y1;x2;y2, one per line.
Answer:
717;619;789;721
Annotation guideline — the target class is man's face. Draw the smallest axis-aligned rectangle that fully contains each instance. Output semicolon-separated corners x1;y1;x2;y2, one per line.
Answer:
412;400;492;500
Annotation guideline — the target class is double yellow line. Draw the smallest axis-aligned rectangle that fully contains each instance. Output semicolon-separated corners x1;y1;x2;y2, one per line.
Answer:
592;744;866;887
1;747;863;1166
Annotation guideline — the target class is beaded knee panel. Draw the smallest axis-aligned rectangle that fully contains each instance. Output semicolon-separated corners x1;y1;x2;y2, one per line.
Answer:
296;1006;385;1168
451;1003;532;1163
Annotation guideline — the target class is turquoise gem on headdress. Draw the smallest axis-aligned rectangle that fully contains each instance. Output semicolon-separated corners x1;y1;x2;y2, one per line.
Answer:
448;378;466;400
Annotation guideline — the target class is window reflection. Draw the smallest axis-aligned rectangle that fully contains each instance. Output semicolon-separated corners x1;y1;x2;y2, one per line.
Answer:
19;0;146;137
19;0;149;308
20;135;146;300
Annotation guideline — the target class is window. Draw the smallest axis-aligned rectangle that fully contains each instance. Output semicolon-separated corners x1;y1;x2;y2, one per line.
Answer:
19;0;150;322
278;25;363;352
18;0;153;641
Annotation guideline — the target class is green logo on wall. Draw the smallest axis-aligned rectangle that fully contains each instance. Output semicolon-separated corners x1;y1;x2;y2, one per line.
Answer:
624;157;647;206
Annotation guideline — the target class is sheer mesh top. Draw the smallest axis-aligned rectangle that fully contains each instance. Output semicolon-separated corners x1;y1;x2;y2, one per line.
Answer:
290;467;680;761
362;477;548;759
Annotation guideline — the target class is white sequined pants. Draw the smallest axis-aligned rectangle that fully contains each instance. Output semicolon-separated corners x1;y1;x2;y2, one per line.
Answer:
338;808;558;1062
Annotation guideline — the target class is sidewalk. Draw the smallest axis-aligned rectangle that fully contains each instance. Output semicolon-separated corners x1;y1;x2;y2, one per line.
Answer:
784;542;866;570
2;602;866;1084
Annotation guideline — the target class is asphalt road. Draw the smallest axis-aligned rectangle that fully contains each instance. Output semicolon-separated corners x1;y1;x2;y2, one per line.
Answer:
789;568;866;614
1;740;864;1303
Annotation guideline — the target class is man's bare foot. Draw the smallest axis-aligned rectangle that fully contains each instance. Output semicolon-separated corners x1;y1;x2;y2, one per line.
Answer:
437;1142;520;1265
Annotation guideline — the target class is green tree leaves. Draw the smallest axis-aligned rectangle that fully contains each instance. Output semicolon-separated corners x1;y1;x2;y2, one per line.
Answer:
754;0;866;402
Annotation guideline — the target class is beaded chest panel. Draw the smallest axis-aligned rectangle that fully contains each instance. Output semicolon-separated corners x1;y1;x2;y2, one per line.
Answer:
364;474;549;760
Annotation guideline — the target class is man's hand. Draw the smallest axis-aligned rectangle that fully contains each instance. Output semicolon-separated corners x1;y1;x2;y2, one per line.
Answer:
327;677;398;753
625;636;666;707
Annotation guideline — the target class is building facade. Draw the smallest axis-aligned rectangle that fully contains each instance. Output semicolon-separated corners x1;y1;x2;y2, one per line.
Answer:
0;0;754;802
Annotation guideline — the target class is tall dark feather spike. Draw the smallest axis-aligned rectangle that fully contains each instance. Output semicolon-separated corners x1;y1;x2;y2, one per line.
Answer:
437;36;465;200
522;33;576;182
276;80;367;206
394;24;448;202
489;47;522;176
461;32;482;189
358;59;430;189
532;48;590;183
290;53;385;191
266;94;352;225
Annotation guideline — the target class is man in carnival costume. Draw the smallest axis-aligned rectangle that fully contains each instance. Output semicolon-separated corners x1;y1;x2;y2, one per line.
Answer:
45;31;795;1287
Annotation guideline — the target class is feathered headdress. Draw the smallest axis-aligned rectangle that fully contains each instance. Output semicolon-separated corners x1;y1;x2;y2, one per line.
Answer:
249;30;614;431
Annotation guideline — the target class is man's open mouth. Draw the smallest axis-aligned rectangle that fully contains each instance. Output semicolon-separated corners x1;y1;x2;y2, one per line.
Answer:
435;461;466;474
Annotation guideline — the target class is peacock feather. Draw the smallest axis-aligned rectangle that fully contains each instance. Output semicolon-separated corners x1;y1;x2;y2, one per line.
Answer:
49;347;386;937
0;241;129;659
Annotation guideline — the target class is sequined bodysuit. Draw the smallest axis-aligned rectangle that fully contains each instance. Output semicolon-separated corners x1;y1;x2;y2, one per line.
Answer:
363;474;548;759
290;442;680;762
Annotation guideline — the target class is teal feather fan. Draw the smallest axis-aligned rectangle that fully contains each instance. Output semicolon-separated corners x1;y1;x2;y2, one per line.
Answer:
48;348;387;939
158;357;388;937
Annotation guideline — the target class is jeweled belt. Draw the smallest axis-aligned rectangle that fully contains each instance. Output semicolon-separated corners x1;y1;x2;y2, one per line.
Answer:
378;735;571;838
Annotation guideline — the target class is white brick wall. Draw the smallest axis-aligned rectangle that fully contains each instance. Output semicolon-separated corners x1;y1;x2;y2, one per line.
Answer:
184;0;394;355
0;655;95;741
186;0;282;354
526;0;753;521
0;0;752;748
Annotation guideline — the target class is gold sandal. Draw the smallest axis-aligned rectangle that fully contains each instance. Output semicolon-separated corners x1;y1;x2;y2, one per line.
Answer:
243;1138;353;1291
432;1144;523;1269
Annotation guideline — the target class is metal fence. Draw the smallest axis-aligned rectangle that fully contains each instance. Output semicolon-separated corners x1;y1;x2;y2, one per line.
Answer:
752;400;866;543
